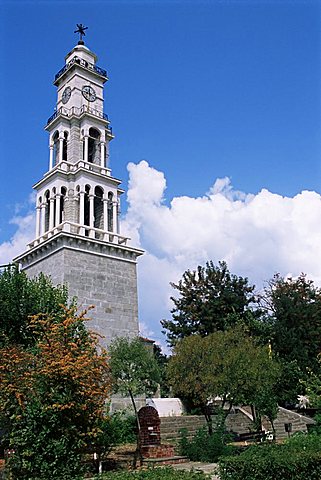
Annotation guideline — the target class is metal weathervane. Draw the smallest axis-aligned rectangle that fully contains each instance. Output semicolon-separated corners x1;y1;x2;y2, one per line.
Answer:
74;24;88;44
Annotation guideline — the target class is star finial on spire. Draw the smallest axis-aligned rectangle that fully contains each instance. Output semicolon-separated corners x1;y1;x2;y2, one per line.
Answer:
74;24;88;45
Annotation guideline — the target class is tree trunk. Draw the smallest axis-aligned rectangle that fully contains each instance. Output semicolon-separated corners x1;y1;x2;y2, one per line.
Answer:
251;404;256;422
128;389;143;468
201;405;213;435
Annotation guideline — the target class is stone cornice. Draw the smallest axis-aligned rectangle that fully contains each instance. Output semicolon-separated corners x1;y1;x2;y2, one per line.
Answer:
14;231;144;270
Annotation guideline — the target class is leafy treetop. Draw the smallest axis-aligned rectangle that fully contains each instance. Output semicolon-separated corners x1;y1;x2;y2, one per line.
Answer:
264;273;321;374
0;265;72;348
161;261;261;345
109;336;160;402
167;326;280;432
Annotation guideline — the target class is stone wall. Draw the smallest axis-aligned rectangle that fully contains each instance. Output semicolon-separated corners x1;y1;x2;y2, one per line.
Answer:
69;120;81;164
160;415;206;444
23;248;65;286
271;407;315;440
159;408;315;444
22;239;140;348
160;413;253;444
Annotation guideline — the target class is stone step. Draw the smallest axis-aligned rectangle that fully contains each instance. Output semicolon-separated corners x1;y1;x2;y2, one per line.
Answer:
142;456;189;467
160;425;202;432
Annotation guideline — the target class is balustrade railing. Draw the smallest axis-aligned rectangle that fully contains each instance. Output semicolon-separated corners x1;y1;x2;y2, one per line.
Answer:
55;56;107;82
46;105;111;129
48;160;111;177
28;221;129;249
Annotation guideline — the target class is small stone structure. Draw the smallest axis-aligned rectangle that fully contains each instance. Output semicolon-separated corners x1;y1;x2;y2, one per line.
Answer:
138;406;161;446
138;406;175;459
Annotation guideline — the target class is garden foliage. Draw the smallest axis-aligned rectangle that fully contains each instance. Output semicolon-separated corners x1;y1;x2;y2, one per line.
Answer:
103;411;137;445
179;427;234;462
0;307;110;480
219;433;321;480
167;326;280;433
161;261;262;346
97;467;208;479
0;265;71;348
109;336;161;464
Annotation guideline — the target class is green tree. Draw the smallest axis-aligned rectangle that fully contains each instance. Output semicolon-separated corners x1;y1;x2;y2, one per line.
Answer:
153;344;170;397
166;334;213;430
109;337;160;465
0;265;71;348
265;273;321;372
0;307;110;480
167;326;280;434
161;261;263;346
263;273;321;404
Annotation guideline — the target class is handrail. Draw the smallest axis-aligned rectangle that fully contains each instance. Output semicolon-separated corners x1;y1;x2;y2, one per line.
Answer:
55;56;107;82
28;221;129;249
48;160;112;177
46;105;111;130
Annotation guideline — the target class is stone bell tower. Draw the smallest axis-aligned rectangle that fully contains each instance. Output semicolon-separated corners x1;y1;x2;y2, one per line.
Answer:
14;28;144;347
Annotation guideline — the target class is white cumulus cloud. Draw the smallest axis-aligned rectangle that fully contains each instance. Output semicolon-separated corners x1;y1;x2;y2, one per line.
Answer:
122;160;321;346
3;162;321;349
0;213;35;266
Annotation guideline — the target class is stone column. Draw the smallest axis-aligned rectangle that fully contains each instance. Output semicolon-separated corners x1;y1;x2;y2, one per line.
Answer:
106;141;110;168
63;189;79;234
49;144;54;170
36;206;41;238
40;203;46;235
100;142;105;167
84;136;89;162
55;194;61;226
49;197;55;230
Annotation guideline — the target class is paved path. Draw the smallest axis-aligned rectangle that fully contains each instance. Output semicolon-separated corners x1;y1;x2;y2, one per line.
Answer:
172;461;220;479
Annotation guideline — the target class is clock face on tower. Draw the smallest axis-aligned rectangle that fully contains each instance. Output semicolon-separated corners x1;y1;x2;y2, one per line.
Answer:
82;85;96;102
62;86;71;104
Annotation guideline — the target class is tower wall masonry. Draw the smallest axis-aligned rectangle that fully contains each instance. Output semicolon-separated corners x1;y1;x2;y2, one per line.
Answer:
22;246;139;348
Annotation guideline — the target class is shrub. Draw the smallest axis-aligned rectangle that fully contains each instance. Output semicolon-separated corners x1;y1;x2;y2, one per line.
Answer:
105;410;137;445
0;308;110;480
179;427;234;462
219;433;321;480
98;467;208;479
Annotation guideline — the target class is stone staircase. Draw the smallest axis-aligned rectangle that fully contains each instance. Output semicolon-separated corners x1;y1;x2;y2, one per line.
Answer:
160;410;253;444
159;407;315;444
160;415;207;444
271;407;315;440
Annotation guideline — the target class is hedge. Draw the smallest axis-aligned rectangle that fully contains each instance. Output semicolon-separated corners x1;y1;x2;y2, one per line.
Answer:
219;434;321;480
97;467;209;480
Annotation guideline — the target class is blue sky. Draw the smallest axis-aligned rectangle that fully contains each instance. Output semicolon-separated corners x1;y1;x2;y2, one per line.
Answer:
1;0;321;345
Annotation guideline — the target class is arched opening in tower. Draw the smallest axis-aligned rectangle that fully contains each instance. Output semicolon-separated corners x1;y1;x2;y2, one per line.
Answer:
44;190;50;232
63;131;68;161
84;185;91;235
88;127;100;164
53;131;60;165
60;186;67;224
94;186;104;231
108;192;113;232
